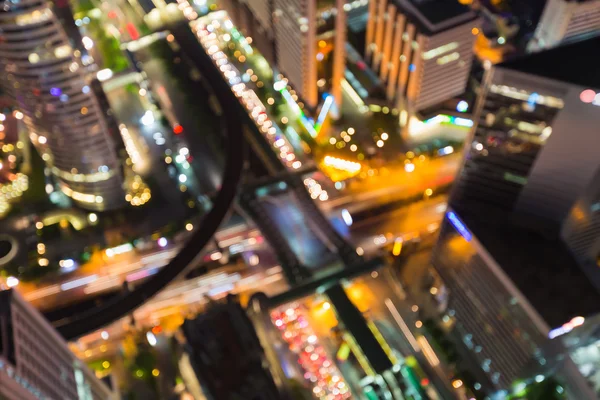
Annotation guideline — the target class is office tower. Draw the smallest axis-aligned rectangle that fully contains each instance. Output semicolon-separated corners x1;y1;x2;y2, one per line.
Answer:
430;36;600;393
0;289;114;400
220;0;346;110
431;210;600;393
0;2;124;211
562;167;600;269
527;0;600;53
453;36;600;230
518;313;600;399
218;0;277;65
181;297;281;400
365;0;479;113
272;0;319;108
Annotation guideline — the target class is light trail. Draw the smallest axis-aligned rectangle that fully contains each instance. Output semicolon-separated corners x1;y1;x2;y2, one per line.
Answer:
385;298;420;352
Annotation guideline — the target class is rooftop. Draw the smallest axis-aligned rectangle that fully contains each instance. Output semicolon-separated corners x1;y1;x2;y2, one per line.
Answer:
394;0;477;34
499;35;600;89
458;209;600;329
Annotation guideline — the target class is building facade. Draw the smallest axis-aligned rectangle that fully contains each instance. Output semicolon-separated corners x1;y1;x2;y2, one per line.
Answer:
0;289;113;400
431;210;600;392
221;0;346;110
0;0;124;211
432;36;600;394
528;0;600;53
531;313;600;399
453;37;600;228
561;167;600;271
365;0;479;114
272;0;319;108
431;212;550;390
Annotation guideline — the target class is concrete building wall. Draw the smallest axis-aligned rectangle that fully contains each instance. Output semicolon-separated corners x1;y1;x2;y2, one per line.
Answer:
528;0;600;52
515;79;600;224
431;213;550;390
415;22;477;110
365;0;479;113
273;0;318;108
0;290;113;400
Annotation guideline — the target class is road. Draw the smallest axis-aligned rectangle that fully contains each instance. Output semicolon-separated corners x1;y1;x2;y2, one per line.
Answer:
103;73;199;212
354;268;460;399
12;11;454;325
347;195;447;254
69;257;288;363
252;264;459;399
54;12;468;397
321;153;457;217
18;187;446;313
20;218;256;310
133;43;225;194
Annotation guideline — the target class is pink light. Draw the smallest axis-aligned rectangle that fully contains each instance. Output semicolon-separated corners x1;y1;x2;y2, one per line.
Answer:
158;237;167;247
580;89;596;103
126;22;140;40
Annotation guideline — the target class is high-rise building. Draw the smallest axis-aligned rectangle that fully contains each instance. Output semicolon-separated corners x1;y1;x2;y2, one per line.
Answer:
518;313;600;399
181;297;281;400
452;36;600;230
0;289;114;400
220;0;346;110
430;36;600;393
0;1;124;211
431;210;600;393
562;167;600;270
527;0;600;53
365;0;479;114
272;0;319;108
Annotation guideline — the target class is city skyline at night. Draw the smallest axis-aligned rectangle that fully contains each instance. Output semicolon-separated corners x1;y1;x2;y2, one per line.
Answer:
0;0;598;399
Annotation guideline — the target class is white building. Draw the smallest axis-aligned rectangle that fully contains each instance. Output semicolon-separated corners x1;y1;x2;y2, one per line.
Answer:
528;0;600;53
365;0;479;115
0;0;124;211
224;0;346;110
0;289;114;400
272;0;318;108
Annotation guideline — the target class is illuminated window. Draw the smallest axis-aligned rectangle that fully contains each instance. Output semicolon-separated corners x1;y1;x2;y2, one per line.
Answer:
490;85;564;109
422;42;459;60
15;9;52;25
436;52;460;65
54;45;72;59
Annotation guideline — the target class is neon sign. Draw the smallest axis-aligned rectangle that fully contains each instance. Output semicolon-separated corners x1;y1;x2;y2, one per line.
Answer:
447;211;472;241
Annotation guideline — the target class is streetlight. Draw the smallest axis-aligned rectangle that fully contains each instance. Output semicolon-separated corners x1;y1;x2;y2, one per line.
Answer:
6;276;19;287
146;331;157;346
140;110;155;126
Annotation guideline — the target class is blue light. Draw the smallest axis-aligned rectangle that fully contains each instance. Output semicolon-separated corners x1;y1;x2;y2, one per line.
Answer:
528;92;539;105
50;87;61;96
456;100;468;113
527;92;538;110
447;211;472;241
409;64;416;72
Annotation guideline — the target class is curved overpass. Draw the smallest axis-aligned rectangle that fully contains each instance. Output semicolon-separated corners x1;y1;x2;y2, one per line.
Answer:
54;22;246;340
